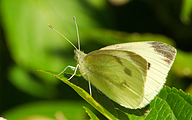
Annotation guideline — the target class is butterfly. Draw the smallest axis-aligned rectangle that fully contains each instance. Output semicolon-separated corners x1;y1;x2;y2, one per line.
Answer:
49;17;177;109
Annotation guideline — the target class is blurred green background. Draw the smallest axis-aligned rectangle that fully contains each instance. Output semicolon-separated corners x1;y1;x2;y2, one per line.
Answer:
0;0;192;119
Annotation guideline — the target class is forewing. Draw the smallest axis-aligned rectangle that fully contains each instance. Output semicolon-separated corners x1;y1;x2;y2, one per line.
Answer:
100;41;177;108
82;50;148;108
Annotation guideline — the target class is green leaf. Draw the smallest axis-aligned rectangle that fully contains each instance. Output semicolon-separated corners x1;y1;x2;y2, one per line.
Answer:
180;0;192;25
144;86;192;120
82;29;176;47
2;101;89;120
38;70;118;120
173;50;192;77
39;71;192;120
0;0;100;98
83;106;99;120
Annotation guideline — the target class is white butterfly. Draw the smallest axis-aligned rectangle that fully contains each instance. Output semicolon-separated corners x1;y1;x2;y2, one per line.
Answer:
49;17;177;109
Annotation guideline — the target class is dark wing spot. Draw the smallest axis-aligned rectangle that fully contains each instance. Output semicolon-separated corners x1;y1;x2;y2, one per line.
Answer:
149;42;176;65
148;62;151;70
124;68;132;76
114;57;123;66
163;58;172;65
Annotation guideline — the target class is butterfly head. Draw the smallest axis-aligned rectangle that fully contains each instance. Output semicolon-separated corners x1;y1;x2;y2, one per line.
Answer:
74;49;87;78
74;50;86;64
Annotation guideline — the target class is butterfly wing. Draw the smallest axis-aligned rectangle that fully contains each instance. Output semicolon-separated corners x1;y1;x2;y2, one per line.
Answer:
100;41;177;108
79;50;148;108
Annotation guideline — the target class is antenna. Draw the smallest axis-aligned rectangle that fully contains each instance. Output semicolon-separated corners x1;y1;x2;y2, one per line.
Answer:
48;24;78;50
73;17;80;50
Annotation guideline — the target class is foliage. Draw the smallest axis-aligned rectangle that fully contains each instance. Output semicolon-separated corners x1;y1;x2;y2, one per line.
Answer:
0;0;192;119
38;70;192;120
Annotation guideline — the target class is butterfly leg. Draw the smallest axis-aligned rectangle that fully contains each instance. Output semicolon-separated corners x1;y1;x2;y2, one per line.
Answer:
88;80;92;96
67;64;79;80
56;65;76;76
